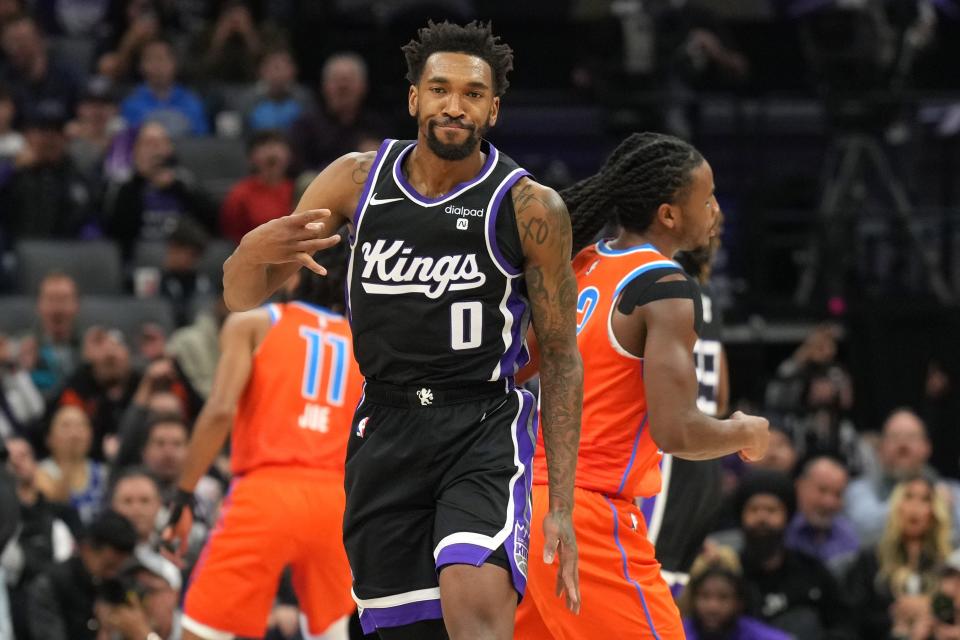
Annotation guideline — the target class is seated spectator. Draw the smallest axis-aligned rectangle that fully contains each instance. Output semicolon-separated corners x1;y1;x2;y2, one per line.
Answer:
786;456;860;577
32;0;111;39
95;562;180;640
765;324;856;460
114;357;198;469
66;75;124;187
0;100;96;241
290;51;385;171
104;121;216;261
21;271;83;398
239;47;314;134
193;0;283;85
26;509;137;640
54;326;141;460
220;130;294;243
845;475;952;640
167;296;229;398
733;470;855;639
159;216;215;327
35;405;108;526
2;436;76;639
0;333;44;438
94;0;170;84
0;14;81;121
119;38;209;137
140;412;188;502
109;467;181;591
846;408;960;546
681;546;792;640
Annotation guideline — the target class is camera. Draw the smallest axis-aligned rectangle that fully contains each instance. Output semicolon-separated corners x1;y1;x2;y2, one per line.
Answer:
96;564;148;605
933;591;956;625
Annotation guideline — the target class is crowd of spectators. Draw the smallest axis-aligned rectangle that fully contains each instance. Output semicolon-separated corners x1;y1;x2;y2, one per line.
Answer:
0;1;957;639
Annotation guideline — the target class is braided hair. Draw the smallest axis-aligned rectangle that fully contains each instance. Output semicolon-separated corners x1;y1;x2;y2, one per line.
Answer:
564;132;705;255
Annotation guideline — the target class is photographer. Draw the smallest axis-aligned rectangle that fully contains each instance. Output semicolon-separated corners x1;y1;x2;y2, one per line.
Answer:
26;509;138;640
103;121;216;262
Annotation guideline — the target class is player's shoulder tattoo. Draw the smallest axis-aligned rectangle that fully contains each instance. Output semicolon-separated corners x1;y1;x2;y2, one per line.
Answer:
512;178;570;250
349;150;378;185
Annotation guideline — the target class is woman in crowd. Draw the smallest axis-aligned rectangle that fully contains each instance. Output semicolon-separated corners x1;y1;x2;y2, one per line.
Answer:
845;475;953;639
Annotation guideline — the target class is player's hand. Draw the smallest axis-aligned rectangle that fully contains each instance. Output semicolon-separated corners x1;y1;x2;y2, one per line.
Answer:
160;488;195;567
731;411;770;462
237;209;342;275
543;509;580;614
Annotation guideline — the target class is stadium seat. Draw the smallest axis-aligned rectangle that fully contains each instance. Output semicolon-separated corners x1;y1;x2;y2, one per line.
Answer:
175;137;249;205
77;296;176;343
0;296;36;335
198;239;236;285
14;240;123;295
132;241;167;270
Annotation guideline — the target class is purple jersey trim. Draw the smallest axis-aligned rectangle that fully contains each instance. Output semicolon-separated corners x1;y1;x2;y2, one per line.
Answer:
392;141;498;206
486;169;530;277
351;139;393;229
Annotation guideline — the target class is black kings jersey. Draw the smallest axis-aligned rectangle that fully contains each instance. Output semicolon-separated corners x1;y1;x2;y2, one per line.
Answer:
347;139;531;386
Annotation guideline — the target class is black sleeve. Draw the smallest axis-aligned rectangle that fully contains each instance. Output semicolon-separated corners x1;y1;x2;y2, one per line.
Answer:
0;453;19;549
104;176;146;261
27;573;69;640
616;266;704;335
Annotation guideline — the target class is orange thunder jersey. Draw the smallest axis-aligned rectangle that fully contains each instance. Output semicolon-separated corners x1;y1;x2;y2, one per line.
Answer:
532;241;680;499
231;302;363;476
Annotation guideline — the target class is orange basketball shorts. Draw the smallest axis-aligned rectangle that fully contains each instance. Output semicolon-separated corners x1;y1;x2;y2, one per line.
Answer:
183;466;354;638
515;485;684;639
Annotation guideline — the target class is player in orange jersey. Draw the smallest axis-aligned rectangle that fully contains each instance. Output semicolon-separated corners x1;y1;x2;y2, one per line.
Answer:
164;244;362;640
515;132;770;639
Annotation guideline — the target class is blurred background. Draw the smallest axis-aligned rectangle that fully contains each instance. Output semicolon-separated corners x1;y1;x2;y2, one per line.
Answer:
0;1;959;639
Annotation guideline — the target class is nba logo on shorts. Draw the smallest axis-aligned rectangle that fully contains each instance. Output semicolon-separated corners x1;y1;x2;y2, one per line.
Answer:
357;417;369;438
456;218;469;231
513;521;529;577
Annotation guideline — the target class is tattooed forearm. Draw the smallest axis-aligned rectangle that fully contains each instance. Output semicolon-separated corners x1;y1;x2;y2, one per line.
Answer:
516;180;582;514
530;263;583;513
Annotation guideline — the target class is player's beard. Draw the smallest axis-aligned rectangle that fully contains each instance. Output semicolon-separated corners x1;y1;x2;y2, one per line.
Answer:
424;116;487;161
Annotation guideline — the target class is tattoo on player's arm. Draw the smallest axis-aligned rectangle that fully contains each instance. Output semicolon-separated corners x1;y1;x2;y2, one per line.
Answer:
522;188;583;513
351;158;372;185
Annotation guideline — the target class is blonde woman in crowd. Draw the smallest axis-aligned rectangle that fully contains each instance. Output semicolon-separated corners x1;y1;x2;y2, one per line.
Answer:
845;475;953;640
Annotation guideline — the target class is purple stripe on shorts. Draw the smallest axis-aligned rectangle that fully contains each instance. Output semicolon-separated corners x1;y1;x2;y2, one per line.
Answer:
436;543;493;569
358;598;443;634
486;169;530;277
503;390;537;596
639;494;656;527
496;289;530;378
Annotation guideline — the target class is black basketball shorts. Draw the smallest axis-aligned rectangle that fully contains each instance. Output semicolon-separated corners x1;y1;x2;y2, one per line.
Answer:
343;381;537;635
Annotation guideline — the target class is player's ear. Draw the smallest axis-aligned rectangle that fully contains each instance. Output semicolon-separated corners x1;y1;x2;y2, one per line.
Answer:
408;85;418;117
657;203;678;231
488;96;500;127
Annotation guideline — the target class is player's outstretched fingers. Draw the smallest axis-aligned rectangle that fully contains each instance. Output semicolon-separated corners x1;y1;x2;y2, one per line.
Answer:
289;208;332;226
297;234;342;254
296;252;328;275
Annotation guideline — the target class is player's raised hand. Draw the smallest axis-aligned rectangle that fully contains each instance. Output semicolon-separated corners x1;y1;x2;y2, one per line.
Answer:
731;411;770;462
543;509;581;614
237;209;342;275
160;488;195;568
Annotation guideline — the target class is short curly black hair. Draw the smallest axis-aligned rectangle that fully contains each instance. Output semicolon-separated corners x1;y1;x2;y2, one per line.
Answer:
402;20;513;97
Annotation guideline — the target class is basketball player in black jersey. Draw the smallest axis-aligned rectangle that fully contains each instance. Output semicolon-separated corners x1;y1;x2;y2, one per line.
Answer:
222;21;581;640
